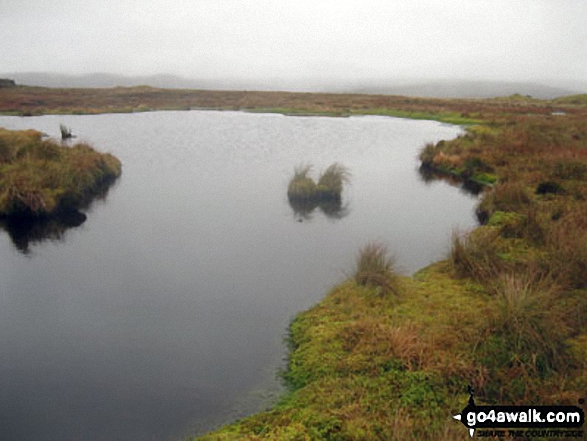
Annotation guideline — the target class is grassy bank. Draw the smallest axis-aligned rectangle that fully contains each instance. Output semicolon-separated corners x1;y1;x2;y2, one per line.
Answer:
0;128;121;217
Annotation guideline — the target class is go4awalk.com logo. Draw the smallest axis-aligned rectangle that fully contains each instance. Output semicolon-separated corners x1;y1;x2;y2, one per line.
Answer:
453;387;585;438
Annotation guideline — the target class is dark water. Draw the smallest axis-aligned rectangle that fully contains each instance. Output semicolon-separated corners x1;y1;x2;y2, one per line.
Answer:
0;111;478;440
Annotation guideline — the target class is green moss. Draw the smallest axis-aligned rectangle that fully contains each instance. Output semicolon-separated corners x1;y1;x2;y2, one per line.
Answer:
352;108;482;125
487;210;525;228
471;172;497;185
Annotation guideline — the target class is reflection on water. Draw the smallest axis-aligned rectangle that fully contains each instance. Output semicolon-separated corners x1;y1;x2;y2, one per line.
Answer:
288;196;350;221
417;163;485;196
0;211;86;253
0;179;118;253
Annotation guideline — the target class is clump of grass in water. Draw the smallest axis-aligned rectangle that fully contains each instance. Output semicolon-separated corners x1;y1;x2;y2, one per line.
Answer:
287;162;349;202
354;242;400;296
316;163;350;200
287;164;317;201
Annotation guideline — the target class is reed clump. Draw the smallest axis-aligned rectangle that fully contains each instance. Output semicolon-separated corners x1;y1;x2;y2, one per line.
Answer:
316;163;350;199
0;128;122;217
449;228;505;284
287;163;349;202
475;269;574;402
492;272;568;372
286;164;316;201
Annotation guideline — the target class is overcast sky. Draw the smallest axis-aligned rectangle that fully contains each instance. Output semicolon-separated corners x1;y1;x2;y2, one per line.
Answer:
1;0;586;87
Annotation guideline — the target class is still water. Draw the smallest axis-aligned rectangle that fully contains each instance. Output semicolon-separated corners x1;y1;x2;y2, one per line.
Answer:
0;111;477;440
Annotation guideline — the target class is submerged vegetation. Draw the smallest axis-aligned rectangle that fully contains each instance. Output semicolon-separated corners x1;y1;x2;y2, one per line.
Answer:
0;128;121;218
287;163;350;202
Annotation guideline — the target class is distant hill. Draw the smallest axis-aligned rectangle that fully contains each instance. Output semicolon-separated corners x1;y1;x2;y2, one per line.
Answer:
2;72;585;99
1;72;220;90
351;80;582;100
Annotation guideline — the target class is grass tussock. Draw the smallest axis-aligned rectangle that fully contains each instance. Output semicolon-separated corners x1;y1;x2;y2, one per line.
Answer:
316;163;350;199
449;228;504;284
0;128;121;217
545;205;587;288
286;164;316;200
287;162;349;202
354;242;400;296
493;271;568;368
477;270;574;403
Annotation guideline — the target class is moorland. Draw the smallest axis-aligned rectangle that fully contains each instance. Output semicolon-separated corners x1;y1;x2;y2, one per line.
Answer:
1;84;586;440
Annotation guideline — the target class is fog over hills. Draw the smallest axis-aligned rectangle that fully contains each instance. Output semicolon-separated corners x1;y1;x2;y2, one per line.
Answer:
2;72;584;99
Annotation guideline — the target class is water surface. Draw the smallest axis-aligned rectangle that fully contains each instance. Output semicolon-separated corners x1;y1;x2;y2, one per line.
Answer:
0;111;477;440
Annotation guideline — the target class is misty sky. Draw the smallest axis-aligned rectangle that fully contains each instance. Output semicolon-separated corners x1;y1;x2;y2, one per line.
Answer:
1;0;586;86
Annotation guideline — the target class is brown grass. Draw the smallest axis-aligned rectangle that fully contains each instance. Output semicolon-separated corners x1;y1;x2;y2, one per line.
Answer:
354;242;400;296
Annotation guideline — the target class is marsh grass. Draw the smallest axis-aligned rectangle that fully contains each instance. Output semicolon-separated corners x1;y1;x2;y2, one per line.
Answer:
316;163;350;200
476;270;573;402
449;228;504;285
287;162;349;202
545;205;587;288
477;181;533;219
354;243;400;296
287;164;317;201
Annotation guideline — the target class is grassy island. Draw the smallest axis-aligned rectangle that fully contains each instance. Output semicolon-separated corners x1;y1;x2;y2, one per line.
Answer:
0;128;121;218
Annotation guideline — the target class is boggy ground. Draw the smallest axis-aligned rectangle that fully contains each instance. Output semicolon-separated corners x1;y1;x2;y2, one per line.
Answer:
1;86;586;440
